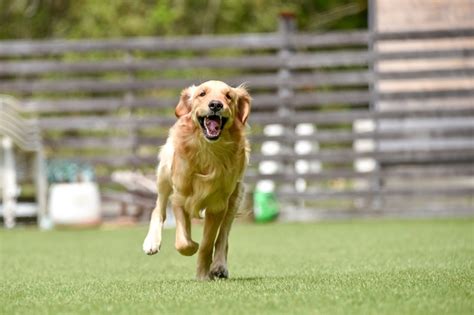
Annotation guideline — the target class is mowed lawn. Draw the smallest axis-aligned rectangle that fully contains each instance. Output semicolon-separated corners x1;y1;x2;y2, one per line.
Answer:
1;219;473;314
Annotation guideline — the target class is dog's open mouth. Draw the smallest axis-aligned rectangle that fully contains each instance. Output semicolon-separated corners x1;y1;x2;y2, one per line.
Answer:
198;114;228;141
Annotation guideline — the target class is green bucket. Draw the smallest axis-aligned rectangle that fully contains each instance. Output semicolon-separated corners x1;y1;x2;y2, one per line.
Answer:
253;190;279;223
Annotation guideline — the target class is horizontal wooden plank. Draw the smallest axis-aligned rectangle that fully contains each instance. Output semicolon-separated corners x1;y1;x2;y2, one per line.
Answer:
0;70;371;94
377;48;474;60
244;171;372;182
0;77;194;94
23;97;174;113
249;127;474;143
250;148;474;164
378;89;474;101
289;51;369;68
44;136;136;150
278;207;474;221
378;68;474;80
244;164;474;181
375;28;474;40
0;31;369;57
289;31;369;48
0;51;370;75
377;138;474;152
290;90;370;107
0;33;282;56
208;89;465;111
37;116;175;130
381;165;474;178
252;108;474;125
278;187;474;200
290;70;370;87
0;55;282;75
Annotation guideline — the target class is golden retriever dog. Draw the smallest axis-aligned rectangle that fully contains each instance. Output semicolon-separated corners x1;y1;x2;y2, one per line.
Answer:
142;80;251;280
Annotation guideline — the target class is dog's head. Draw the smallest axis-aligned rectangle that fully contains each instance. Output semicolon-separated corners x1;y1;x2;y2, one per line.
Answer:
175;80;251;142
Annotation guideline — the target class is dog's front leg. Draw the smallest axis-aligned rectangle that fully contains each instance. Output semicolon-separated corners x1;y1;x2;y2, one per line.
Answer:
210;183;243;278
143;184;171;255
172;204;199;256
196;211;224;280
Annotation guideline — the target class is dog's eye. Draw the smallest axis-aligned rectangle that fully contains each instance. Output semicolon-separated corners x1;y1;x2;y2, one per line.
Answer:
199;91;206;97
225;92;232;100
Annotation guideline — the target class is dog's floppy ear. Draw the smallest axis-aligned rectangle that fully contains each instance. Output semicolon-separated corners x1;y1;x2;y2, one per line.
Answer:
234;85;251;125
175;86;195;118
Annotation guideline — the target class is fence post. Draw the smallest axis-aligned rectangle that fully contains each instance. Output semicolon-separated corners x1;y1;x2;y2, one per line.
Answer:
368;0;382;211
124;51;138;167
278;12;297;208
255;12;297;219
36;147;49;229
278;11;296;118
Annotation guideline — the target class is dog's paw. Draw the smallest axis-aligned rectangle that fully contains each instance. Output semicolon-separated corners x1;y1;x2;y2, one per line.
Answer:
196;273;212;281
142;235;160;255
175;239;199;256
209;265;229;279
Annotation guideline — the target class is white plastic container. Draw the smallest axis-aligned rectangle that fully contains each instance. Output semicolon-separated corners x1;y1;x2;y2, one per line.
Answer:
48;182;101;225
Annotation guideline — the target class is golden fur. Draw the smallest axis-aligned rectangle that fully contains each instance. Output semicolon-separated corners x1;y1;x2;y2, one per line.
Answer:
143;80;251;280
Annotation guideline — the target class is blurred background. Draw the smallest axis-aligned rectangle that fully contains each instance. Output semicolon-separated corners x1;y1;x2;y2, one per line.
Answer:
0;0;473;228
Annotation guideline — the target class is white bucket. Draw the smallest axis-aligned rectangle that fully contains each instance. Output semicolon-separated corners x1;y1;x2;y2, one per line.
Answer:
48;182;101;225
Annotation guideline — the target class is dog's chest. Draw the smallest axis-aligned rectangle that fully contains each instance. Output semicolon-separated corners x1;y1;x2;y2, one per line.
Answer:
173;149;241;215
170;136;247;215
189;163;238;212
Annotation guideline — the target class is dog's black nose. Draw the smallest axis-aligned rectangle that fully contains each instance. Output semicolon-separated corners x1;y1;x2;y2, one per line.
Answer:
209;101;223;112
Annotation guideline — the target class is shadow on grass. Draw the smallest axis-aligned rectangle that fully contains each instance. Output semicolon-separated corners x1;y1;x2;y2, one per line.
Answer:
143;275;294;285
225;276;273;282
214;274;304;283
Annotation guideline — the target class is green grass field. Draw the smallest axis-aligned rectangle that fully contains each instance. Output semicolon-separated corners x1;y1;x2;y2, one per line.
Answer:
1;219;473;314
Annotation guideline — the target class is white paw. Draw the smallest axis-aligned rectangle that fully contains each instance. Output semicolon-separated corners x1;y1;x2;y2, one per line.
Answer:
142;235;160;255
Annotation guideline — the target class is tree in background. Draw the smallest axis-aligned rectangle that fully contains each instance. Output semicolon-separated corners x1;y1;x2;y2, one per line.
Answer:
0;0;366;39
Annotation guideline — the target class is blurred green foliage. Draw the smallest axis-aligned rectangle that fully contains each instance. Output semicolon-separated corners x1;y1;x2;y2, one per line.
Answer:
0;0;367;39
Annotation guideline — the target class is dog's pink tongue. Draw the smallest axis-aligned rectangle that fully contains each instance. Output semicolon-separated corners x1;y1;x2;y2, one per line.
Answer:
205;117;221;136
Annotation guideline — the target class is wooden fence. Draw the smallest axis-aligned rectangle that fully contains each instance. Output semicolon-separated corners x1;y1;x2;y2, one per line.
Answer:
0;15;472;219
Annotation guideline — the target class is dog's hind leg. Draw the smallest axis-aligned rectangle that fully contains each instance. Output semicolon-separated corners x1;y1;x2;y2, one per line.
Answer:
209;182;243;279
142;180;172;255
173;205;199;256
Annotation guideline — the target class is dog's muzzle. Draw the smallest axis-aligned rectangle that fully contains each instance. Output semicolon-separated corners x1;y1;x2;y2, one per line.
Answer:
198;114;228;141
